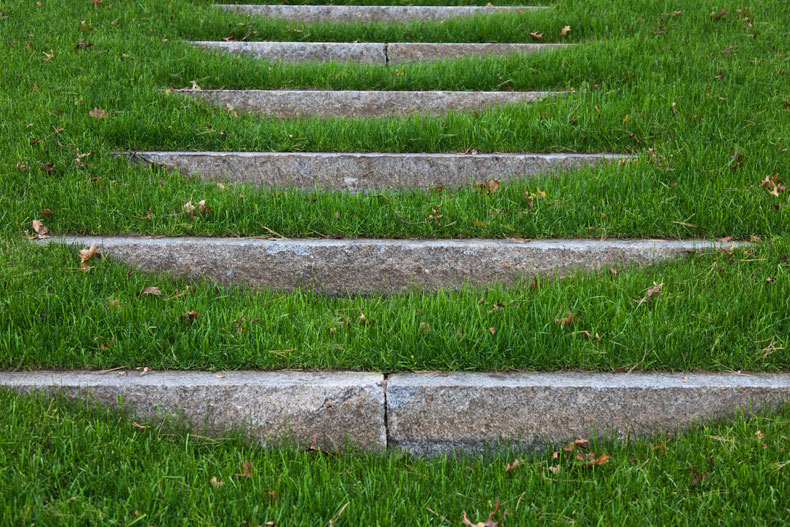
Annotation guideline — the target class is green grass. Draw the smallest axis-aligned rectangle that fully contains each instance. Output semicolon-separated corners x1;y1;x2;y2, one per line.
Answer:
2;389;789;526
1;0;788;240
2;237;788;372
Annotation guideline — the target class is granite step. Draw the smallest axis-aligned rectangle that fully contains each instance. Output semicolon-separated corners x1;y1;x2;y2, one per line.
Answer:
174;89;555;118
125;151;626;192
215;4;545;23
39;237;740;295
3;370;788;454
190;40;569;64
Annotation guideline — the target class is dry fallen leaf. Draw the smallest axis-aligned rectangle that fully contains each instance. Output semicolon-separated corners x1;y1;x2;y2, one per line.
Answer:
182;201;197;216
529;31;543;40
235;460;254;478
711;8;729;20
555;311;574;326
210;476;225;488
108;298;120;308
89;107;109;119
583;453;611;468
131;421;150;430
645;282;664;299
505;458;525;472
139;286;162;296
560;25;571;36
31;219;49;239
79;244;99;271
182;310;201;323
462;499;507;527
563;438;589;452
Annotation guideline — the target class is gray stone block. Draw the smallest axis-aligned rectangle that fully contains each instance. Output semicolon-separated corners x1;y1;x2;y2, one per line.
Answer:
125;151;627;191
174;89;554;118
0;370;386;449
189;41;569;64
41;237;740;295
387;42;569;64
191;40;387;64
215;4;544;23
386;372;790;455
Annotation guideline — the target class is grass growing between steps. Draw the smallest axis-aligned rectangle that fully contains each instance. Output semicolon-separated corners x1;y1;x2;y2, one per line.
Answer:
1;0;789;240
2;390;789;526
2;238;788;372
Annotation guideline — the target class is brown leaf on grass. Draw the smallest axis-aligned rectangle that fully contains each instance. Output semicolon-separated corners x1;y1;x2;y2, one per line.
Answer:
529;32;543;40
131;421;150;430
235;460;253;478
31;219;49;239
108;298;120;308
182;201;197;216
751;235;762;243
505;458;525;472
524;188;546;208
462;499;508;527
99;339;112;350
210;476;225;488
760;174;786;197
181;310;201;323
478;179;500;195
139;286;161;296
583;453;610;468
563;438;589;452
637;282;664;305
555;311;574;326
710;8;729;20
580;330;600;341
17;161;29;171
42;49;54;62
489;327;496;335
89;107;109;119
756;430;765;441
79;244;99;271
688;466;709;485
560;25;571;36
547;465;561;474
359;311;376;325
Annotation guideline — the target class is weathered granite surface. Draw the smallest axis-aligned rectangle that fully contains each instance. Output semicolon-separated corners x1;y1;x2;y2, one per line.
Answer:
386;372;790;455
126;151;626;191
191;40;386;64
216;4;543;23
387;42;569;64
174;89;554;118
0;370;386;449
41;237;739;295
189;41;569;64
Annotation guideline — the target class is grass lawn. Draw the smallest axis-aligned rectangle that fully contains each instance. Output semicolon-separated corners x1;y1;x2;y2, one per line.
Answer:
2;390;789;526
0;0;788;372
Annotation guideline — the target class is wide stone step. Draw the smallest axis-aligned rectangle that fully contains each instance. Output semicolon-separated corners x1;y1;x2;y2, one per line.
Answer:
126;151;626;191
190;41;568;64
3;370;788;454
42;237;738;295
216;4;545;23
174;89;554;118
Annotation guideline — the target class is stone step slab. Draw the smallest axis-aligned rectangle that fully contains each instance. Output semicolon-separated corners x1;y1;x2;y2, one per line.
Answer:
216;4;545;23
41;237;739;295
0;370;386;450
386;372;790;455
125;151;627;192
190;41;568;64
2;371;788;455
174;89;555;118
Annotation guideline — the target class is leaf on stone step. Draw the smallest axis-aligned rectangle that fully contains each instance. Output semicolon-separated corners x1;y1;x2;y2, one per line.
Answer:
139;286;161;296
89;107;108;119
79;244;99;271
560;25;571;36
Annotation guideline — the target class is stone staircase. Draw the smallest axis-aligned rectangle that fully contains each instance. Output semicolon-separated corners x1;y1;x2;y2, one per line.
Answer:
18;2;787;453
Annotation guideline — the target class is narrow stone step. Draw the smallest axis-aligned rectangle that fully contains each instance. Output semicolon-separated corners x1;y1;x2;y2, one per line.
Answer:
386;372;790;455
41;237;740;295
0;370;386;450
215;4;545;23
3;370;788;454
190;41;568;64
126;151;626;191
174;89;554;118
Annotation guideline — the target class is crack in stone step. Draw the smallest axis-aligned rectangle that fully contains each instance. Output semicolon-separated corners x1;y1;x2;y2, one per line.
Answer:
190;41;570;64
122;151;629;192
173;89;557;118
215;4;546;23
2;370;788;454
36;237;744;295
